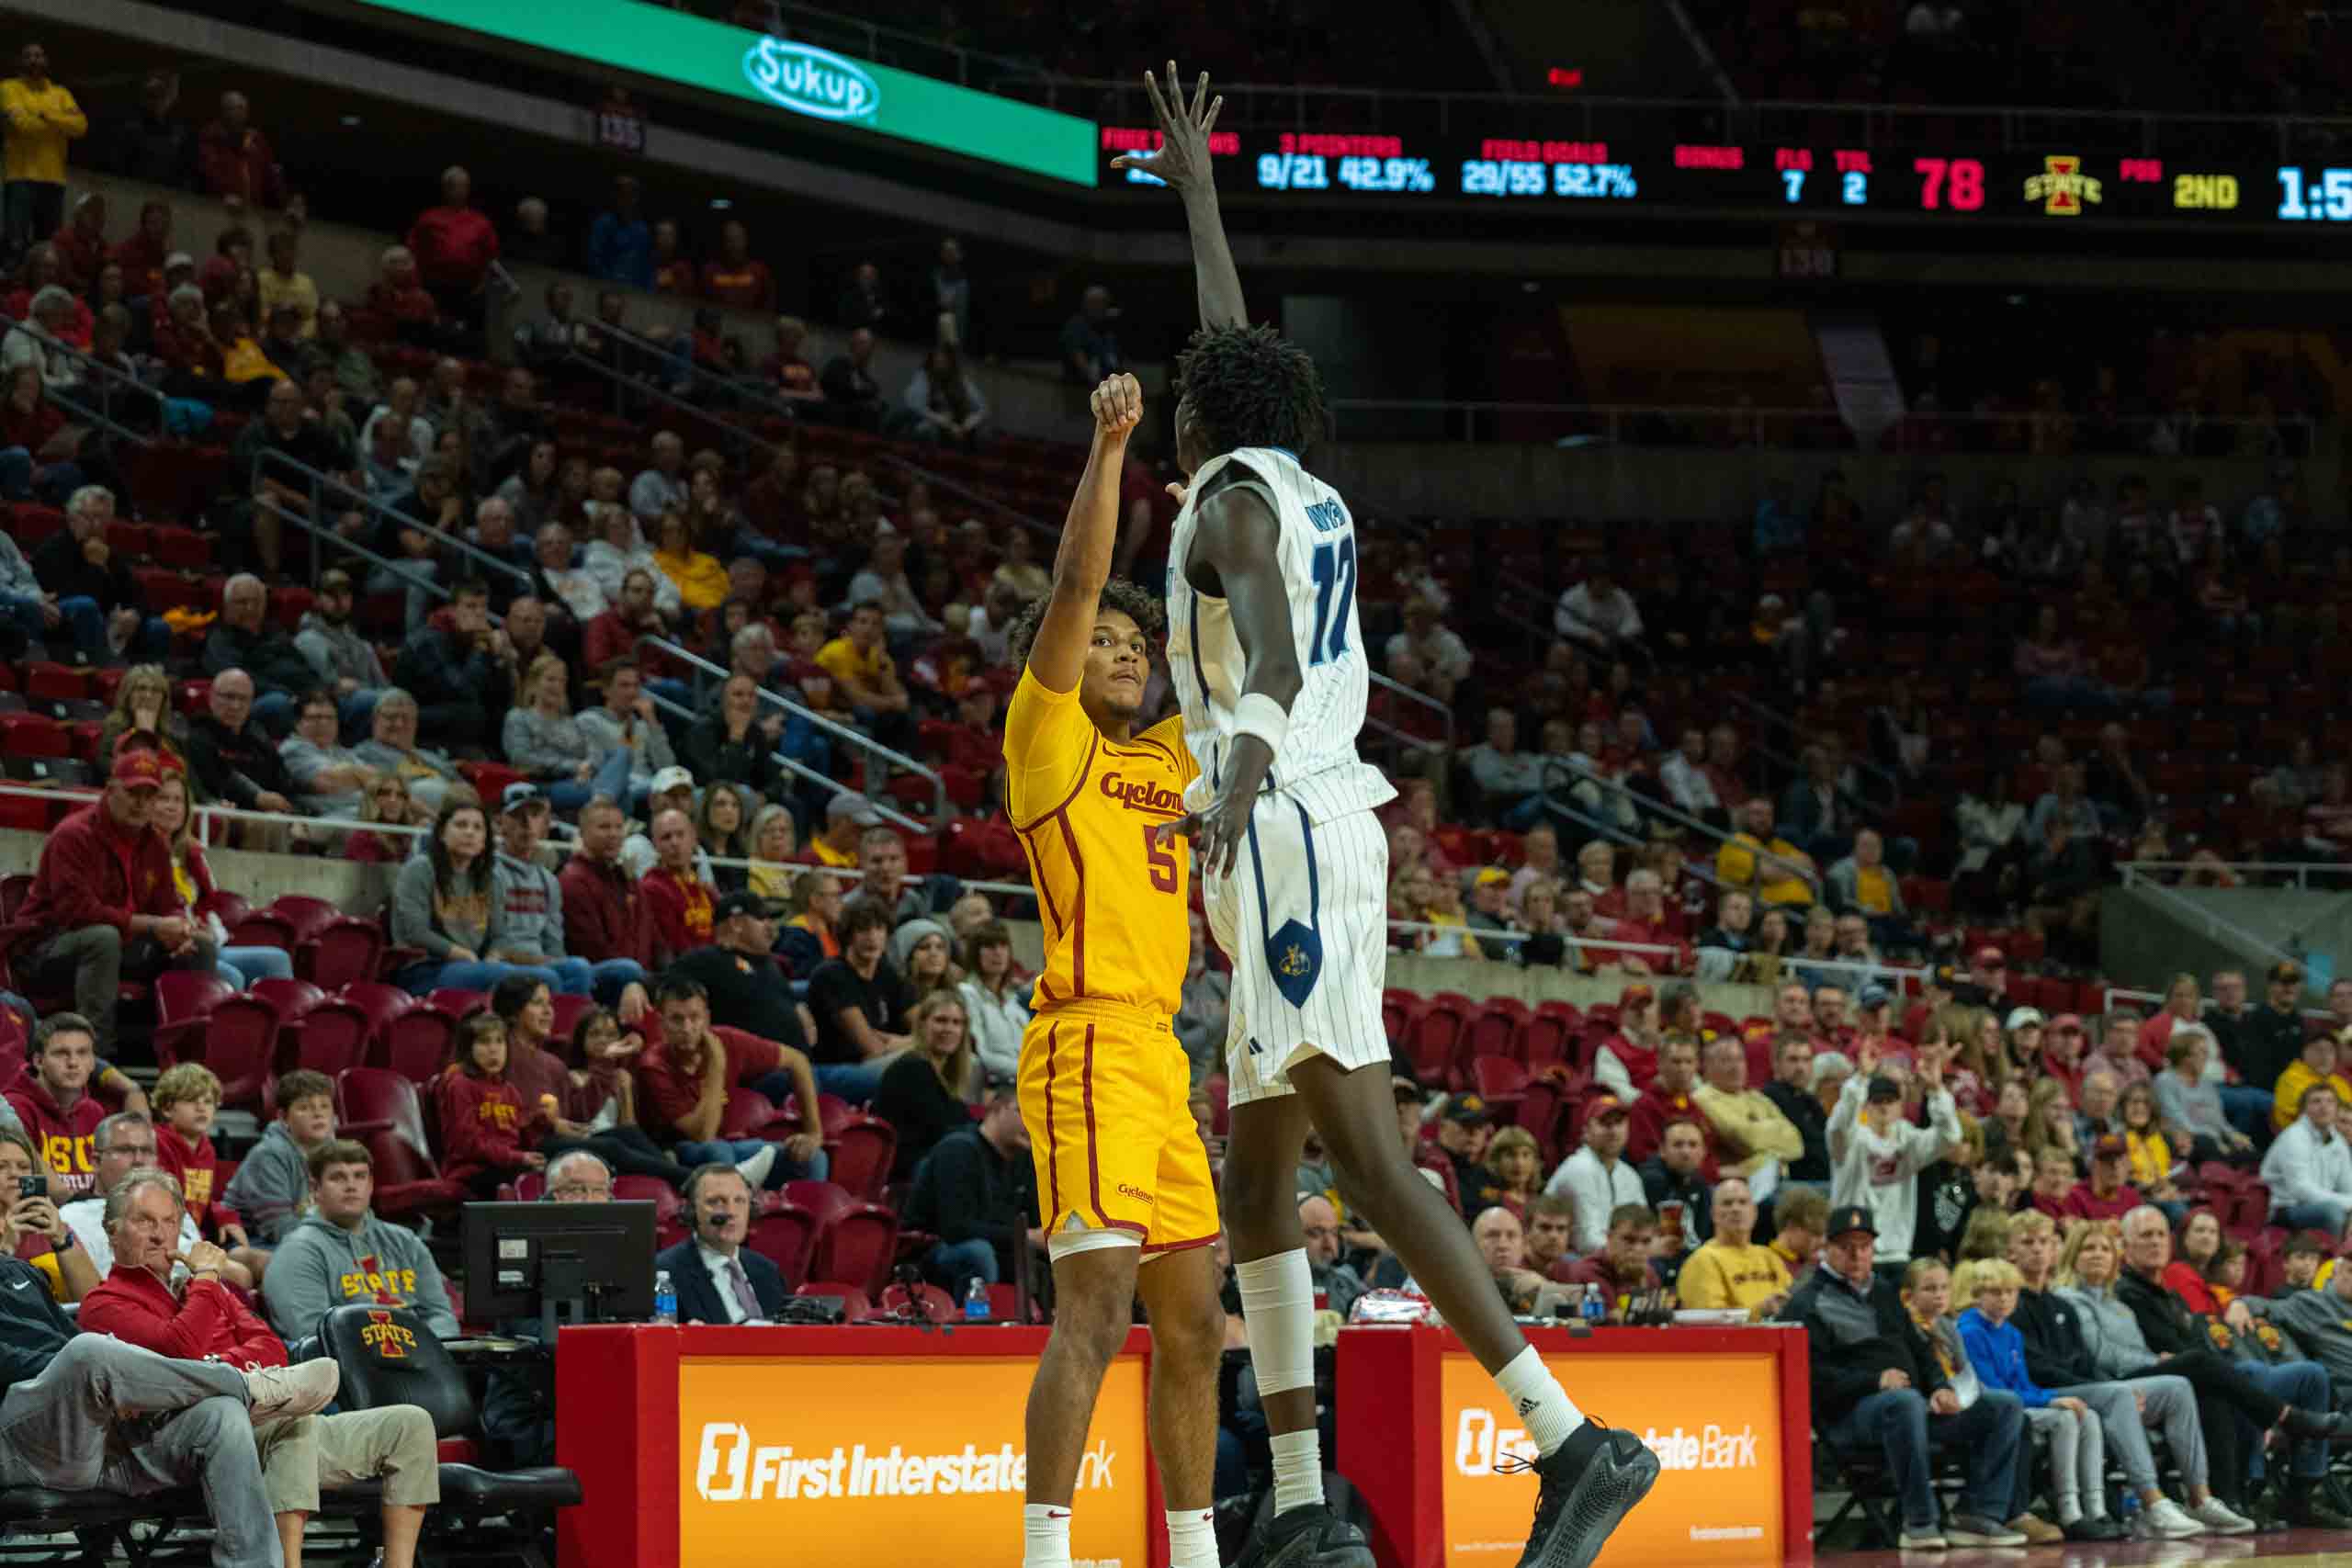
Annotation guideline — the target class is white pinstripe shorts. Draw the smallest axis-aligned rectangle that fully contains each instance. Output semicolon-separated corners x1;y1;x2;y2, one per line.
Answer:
1204;798;1392;1108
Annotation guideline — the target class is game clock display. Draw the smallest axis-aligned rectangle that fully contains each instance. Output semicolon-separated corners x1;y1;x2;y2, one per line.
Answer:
1102;124;2334;230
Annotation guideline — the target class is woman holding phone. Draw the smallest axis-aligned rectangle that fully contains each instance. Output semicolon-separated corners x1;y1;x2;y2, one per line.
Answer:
0;1129;96;1302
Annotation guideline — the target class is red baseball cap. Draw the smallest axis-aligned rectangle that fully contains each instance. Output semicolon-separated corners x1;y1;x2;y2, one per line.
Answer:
110;749;173;791
1583;1094;1630;1130
1973;945;2007;967
2049;1012;2086;1035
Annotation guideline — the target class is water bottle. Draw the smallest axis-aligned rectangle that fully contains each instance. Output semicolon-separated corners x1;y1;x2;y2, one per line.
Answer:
2118;1489;2139;1529
1581;1283;1605;1325
652;1269;677;1325
963;1276;992;1323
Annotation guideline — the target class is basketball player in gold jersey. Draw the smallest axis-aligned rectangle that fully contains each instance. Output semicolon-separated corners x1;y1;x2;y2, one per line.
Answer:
1008;373;1227;1568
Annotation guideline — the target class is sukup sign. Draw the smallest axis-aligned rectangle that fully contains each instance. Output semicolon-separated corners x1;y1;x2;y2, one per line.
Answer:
743;39;877;124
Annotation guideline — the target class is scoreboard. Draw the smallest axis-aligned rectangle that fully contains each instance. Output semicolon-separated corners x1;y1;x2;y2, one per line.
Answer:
1102;125;2347;231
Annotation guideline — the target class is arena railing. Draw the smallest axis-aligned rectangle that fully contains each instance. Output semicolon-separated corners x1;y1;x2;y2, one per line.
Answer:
2117;872;2309;974
1362;671;1454;770
2120;860;2352;892
555;349;789;470
0;784;1936;984
1323;399;2318;452
254;451;538;597
633;633;947;832
1533;756;1762;891
0;313;169;448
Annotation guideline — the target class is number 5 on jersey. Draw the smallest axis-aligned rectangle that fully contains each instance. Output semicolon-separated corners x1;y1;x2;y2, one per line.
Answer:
1142;825;1180;893
1309;537;1356;666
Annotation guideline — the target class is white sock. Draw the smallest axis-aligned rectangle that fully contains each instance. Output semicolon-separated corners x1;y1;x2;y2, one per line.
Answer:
1166;1507;1217;1568
2057;1495;2083;1526
1496;1344;1584;1458
1270;1428;1323;1515
1023;1502;1072;1567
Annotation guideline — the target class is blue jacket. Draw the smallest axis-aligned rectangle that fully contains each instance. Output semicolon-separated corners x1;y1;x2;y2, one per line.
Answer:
1957;1306;2052;1408
585;212;651;289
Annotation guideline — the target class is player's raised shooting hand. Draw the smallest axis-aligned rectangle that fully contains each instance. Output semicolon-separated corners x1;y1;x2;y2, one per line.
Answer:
1110;62;1222;197
1091;373;1143;443
1158;784;1243;883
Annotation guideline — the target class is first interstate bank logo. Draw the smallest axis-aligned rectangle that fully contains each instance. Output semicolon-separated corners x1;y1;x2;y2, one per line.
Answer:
743;39;878;123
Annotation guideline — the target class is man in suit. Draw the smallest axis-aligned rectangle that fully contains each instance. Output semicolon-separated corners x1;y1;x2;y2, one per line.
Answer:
655;1164;783;1325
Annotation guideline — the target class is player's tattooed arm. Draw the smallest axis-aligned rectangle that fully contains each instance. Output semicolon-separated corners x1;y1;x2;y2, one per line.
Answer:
1028;374;1143;694
1111;61;1244;332
1158;487;1298;878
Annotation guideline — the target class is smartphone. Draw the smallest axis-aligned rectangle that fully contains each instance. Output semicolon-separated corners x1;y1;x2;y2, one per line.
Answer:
17;1176;45;1201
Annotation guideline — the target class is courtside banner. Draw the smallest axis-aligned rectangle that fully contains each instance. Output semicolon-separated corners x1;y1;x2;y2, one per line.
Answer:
345;0;1097;186
678;1354;1148;1566
1440;1351;1784;1565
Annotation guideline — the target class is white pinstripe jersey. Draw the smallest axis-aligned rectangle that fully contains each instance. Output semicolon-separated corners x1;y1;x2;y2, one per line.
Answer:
1163;446;1396;825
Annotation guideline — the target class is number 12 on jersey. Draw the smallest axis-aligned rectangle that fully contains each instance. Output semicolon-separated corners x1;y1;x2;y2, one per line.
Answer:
1308;537;1357;666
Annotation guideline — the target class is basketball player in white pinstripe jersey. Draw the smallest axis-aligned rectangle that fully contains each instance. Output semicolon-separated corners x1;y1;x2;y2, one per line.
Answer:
1116;62;1658;1568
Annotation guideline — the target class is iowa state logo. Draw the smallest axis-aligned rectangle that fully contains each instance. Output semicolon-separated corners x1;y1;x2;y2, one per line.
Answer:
2023;155;2101;216
361;1310;417;1359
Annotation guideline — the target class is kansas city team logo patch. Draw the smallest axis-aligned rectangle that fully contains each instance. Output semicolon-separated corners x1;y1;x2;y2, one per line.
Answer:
1264;919;1324;1008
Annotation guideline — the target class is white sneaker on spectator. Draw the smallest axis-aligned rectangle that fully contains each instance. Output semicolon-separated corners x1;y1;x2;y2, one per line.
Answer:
1942;1514;2026;1546
2187;1497;2255;1534
2138;1498;2207;1539
1896;1526;1946;1550
736;1145;778;1190
243;1360;339;1425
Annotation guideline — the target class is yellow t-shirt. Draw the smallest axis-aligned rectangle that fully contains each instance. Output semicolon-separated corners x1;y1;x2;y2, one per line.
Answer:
2272;1062;2352;1131
1002;667;1196;1016
809;838;856;869
816;635;890;694
0;79;85;185
1715;832;1813;906
1676;1240;1791;1319
1854;864;1894;915
654;547;729;612
257;268;320;338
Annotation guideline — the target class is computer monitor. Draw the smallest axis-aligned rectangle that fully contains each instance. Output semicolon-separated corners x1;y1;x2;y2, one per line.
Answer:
461;1200;657;1340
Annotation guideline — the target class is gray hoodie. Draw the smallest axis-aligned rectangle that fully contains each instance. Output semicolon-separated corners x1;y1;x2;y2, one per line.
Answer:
492;851;569;962
390;853;503;960
263;1207;460;1342
294;609;387;688
220;1121;317;1245
2250;1284;2352;1386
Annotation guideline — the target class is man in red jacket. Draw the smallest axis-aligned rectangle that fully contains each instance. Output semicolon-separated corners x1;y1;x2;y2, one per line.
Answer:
559;797;659;972
195;90;286;209
79;1170;440;1568
404;164;498;328
639;808;718;966
0;750;212;1047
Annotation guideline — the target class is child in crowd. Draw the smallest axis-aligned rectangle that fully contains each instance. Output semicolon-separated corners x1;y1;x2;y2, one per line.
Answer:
149;1063;254;1262
1953;1257;2121;1542
433;1013;547;1198
222;1067;338;1247
2281;1232;2328;1294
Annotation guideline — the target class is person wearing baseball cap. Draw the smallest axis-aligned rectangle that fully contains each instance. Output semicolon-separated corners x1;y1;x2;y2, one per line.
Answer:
2270;1027;2352;1135
809;789;882;868
1828;1045;1961;1274
1951;946;2007;1010
491;783;647;1011
1434;1094;1504;1216
2061;1134;2143;1223
2241;961;2314;1116
0;749;213;1051
619;766;701;882
1786;1202;2030;1548
1543;1093;1643;1255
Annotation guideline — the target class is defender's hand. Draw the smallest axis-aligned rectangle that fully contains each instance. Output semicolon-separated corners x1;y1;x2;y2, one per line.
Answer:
1109;62;1224;197
1159;786;1247;881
